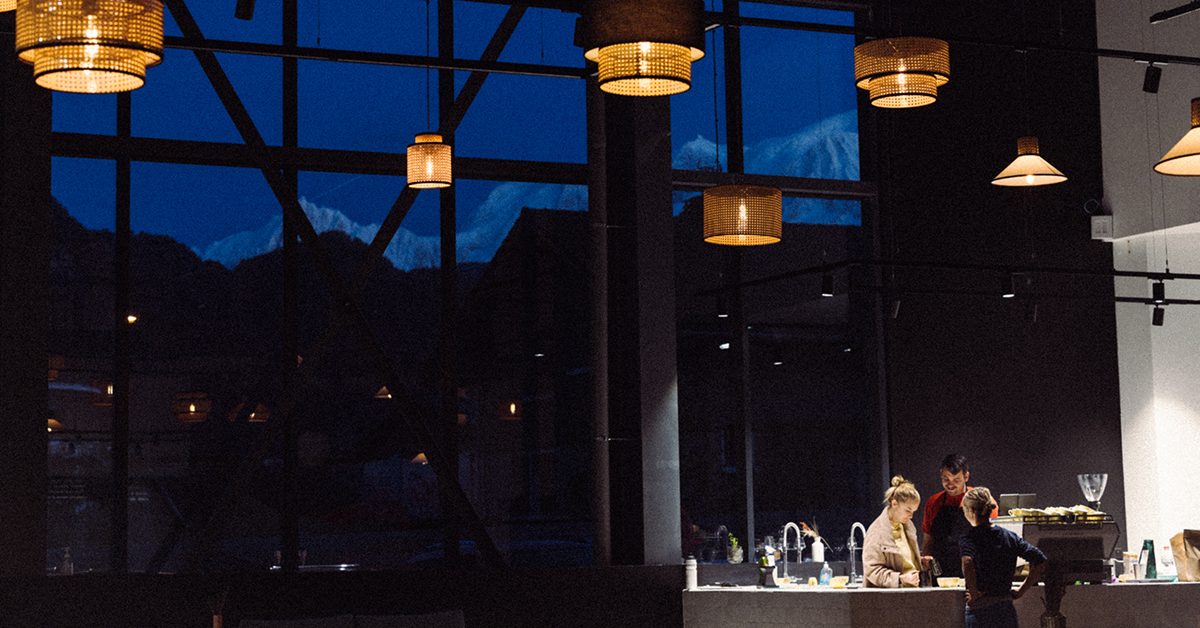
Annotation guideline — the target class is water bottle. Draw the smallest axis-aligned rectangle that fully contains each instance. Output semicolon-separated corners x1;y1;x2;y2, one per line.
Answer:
819;561;833;585
811;537;825;563
1141;540;1157;579
685;555;698;591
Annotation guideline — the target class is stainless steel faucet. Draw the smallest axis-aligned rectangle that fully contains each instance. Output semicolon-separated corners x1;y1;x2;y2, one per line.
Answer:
780;522;804;582
848;521;867;584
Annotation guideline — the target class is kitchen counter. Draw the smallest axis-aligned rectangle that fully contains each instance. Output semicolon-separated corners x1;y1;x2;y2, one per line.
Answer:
682;581;1200;628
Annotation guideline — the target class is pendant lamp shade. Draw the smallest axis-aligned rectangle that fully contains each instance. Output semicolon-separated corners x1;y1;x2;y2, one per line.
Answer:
16;0;164;94
992;136;1067;186
406;133;452;188
1;1;15;11
854;37;950;108
1155;98;1200;175
581;0;705;96
703;185;783;246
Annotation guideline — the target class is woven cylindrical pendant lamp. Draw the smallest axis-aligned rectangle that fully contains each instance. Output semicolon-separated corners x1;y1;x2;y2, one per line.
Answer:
406;133;452;188
16;0;164;94
1155;98;1200;175
703;185;783;246
854;37;950;108
1;1;16;12
581;0;705;97
992;136;1067;186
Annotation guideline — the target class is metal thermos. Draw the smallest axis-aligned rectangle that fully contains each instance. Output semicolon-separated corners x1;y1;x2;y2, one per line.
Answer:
685;556;698;590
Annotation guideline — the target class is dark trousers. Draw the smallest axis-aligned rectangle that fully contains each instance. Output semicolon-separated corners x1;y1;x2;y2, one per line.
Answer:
964;600;1019;628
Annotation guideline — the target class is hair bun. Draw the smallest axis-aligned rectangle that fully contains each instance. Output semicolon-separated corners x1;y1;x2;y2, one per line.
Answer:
891;475;909;487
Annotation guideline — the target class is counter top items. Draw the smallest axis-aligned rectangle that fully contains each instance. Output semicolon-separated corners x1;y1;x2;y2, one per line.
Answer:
1140;539;1158;580
1171;530;1200;582
1077;473;1108;511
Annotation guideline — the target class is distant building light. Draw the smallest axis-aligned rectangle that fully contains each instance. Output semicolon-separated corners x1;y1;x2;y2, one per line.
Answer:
126;314;138;324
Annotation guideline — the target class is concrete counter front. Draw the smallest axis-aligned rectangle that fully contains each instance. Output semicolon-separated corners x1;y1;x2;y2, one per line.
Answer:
682;582;1200;628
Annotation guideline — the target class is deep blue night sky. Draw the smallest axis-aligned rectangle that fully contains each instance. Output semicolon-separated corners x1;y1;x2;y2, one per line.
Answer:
50;0;857;263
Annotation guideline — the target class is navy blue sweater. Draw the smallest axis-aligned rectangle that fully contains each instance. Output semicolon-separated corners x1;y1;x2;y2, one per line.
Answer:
959;524;1047;597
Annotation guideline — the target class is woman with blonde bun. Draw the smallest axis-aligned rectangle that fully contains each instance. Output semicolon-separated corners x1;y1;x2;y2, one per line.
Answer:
862;476;922;588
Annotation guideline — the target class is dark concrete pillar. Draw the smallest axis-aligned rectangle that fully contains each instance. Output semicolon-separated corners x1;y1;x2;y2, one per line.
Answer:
0;11;52;577
590;89;682;566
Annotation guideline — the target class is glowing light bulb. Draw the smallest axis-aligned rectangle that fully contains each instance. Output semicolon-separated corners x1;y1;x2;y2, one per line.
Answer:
509;402;517;415
188;403;196;413
84;16;100;41
1025;174;1035;185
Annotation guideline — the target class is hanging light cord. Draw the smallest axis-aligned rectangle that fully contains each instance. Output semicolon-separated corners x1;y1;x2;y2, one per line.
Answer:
316;0;322;47
425;0;432;131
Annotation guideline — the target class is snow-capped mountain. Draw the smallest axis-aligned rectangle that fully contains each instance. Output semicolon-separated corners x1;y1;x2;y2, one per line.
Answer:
673;109;860;225
200;184;587;271
199;110;858;270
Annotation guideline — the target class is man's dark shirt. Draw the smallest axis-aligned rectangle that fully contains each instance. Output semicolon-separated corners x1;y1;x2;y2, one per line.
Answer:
959;524;1047;597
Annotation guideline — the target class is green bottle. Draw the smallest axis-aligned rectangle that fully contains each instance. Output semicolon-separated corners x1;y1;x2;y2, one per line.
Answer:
1141;540;1157;579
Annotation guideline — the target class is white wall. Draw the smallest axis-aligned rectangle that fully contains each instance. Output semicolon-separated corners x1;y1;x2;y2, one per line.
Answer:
1097;1;1200;238
1113;231;1200;567
1100;0;1200;564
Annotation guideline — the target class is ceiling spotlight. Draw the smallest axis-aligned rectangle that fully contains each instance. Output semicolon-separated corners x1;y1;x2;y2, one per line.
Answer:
1153;306;1165;326
1143;64;1162;94
716;296;730;319
719;342;731;351
1152;280;1166;304
1001;275;1016;299
821;273;834;298
1150;1;1200;24
234;0;256;20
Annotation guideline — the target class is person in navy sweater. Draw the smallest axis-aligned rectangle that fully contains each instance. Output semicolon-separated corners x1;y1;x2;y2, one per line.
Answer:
960;487;1047;628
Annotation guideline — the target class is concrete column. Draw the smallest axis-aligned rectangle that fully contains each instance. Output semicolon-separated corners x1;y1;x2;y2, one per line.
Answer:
0;11;52;576
591;91;682;566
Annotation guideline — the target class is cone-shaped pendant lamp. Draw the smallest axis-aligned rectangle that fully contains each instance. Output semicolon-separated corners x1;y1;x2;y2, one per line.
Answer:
16;0;164;94
703;185;783;246
992;136;1067;186
581;0;705;96
854;37;950;108
1155;98;1200;175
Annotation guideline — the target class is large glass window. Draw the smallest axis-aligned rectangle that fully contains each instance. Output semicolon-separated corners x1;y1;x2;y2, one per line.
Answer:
45;0;864;573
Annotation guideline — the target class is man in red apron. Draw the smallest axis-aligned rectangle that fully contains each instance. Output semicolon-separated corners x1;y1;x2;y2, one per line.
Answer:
920;454;995;578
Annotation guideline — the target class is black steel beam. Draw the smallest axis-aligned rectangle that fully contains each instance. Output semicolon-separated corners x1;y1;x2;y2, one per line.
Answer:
51;132;588;183
438;0;462;567
51;132;876;199
163;36;586;79
459;0;872;13
698;258;1200;297
672;169;877;200
441;5;527;132
279;0;301;576
110;92;131;574
162;0;506;570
